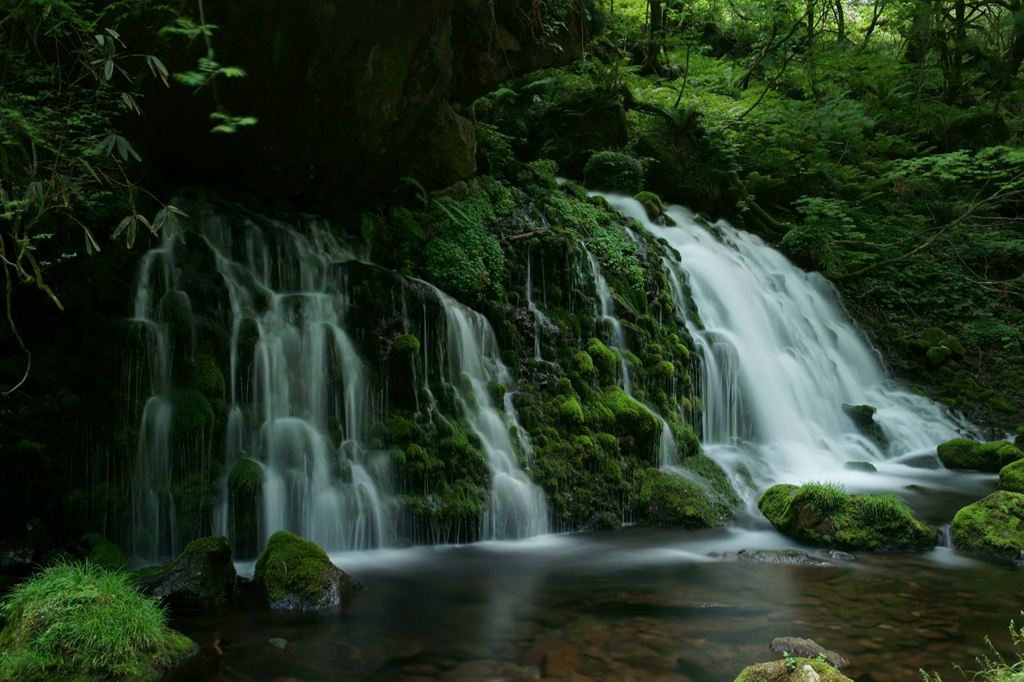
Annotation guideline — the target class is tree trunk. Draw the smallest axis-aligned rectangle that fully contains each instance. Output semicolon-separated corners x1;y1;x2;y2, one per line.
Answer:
645;0;665;74
834;0;845;43
905;0;932;63
945;0;966;103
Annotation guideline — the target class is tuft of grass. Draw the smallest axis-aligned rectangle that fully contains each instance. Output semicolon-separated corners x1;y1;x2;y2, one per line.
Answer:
797;482;847;514
0;561;193;681
921;616;1024;681
857;493;912;525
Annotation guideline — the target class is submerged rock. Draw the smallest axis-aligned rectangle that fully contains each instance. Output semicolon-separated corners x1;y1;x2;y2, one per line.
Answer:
137;536;237;611
734;658;853;682
735;549;835;567
841;404;887;447
844;461;877;472
897;454;942;470
758;483;935;551
936;437;1023;472
770;637;849;669
951;491;1024;561
253;531;362;610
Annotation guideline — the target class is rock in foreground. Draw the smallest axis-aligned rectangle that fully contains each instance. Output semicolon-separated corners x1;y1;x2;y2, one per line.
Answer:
137;536;238;611
770;637;848;669
758;483;935;551
734;658;853;682
951;491;1024;561
254;531;361;610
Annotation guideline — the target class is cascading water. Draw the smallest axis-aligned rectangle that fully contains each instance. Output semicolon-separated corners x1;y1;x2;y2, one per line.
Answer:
525;247;553;361
599;194;964;504
130;206;547;561
422;284;549;540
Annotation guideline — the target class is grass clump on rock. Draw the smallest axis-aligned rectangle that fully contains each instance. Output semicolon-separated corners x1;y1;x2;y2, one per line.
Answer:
0;562;194;681
758;483;935;551
734;658;853;682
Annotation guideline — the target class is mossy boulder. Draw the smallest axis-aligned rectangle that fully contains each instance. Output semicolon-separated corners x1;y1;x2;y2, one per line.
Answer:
392;333;422;358
951;491;1024;561
583;150;644;194
634;191;664;220
137;536;238;612
638;468;724;528
83;533;126;570
758;483;935;551
936;437;1024;472
0;563;195;681
911;327;963;368
586;338;619;385
734;658;853;682
1000;459;1024;493
227;458;262;559
253;531;361;611
590;387;662;460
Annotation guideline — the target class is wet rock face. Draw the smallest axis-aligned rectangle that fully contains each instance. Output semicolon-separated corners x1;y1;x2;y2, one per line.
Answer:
770;637;849;670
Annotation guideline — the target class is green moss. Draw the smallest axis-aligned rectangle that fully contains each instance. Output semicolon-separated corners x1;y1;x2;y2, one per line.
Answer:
572;350;596;379
583;150;644;194
634;191;664;219
170;388;215;437
379;416;422;446
951;491;1024;560
999;460;1024;493
733;658;853;682
758;483;935;551
653;360;676;379
586;338;619;385
253;531;333;603
926;344;952;367
593;387;661;449
228;458;263;497
83;534;126;571
190;354;225;400
392;334;421;357
638;468;723;528
937;438;1024;472
0;563;194;681
558;396;585;426
679;455;740;510
422;190;507;303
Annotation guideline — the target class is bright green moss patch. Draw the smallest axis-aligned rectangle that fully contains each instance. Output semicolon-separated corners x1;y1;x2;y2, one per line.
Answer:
586;338;620;385
392;334;421;357
999;459;1024;493
937;437;1024;472
0;562;194;681
758;483;935;551
634;191;664;220
254;531;345;607
951;491;1024;560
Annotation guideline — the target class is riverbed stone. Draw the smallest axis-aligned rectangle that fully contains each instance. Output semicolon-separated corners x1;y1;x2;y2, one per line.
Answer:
951;491;1024;561
253;530;362;610
736;549;835;567
770;637;849;669
999;459;1024;493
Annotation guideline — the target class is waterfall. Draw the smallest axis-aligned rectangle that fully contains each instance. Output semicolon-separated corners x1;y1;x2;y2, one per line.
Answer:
525;247;553;361
130;206;547;561
599;195;962;500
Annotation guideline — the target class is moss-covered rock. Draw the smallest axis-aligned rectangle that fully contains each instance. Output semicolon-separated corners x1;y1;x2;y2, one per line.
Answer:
253;531;361;611
936;437;1024;472
758;483;935;551
841;403;886;447
392;333;421;358
137;536;237;611
591;388;662;461
0;563;195;681
583;150;644;194
83;533;126;571
1001;459;1024;493
586;338;620;385
638;468;724;528
951;491;1024;561
634;191;665;220
734;658;853;682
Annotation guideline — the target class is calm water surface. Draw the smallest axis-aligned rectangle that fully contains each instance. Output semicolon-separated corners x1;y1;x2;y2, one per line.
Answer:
169;490;1024;682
